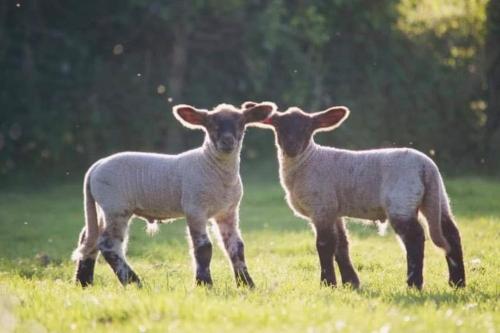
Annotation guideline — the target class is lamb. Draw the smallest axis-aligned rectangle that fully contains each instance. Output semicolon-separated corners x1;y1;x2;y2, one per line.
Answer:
72;102;276;288
246;101;465;289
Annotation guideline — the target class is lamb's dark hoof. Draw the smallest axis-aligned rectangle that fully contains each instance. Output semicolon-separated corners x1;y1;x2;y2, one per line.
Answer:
75;258;96;287
235;270;255;289
342;279;360;289
125;271;142;288
407;281;424;291
449;279;466;288
320;279;337;288
195;274;213;287
340;271;360;289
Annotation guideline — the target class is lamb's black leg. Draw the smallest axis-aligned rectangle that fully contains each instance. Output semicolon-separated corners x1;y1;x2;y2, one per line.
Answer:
98;214;141;287
75;257;97;287
216;212;255;288
391;217;425;290
98;233;141;286
334;219;360;288
188;226;213;286
315;224;337;287
441;213;466;287
74;227;98;287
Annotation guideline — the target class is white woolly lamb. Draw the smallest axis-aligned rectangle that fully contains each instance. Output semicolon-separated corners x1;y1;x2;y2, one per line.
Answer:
247;102;465;289
72;102;276;287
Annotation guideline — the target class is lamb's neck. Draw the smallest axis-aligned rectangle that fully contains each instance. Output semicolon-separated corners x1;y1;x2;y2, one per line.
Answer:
202;139;241;182
278;140;317;180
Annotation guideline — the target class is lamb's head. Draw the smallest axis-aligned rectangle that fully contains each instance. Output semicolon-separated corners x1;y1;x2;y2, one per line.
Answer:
245;102;349;158
173;102;276;154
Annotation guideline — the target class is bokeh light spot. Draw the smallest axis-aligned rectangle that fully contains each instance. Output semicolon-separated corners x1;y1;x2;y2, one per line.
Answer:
157;85;166;94
113;44;124;55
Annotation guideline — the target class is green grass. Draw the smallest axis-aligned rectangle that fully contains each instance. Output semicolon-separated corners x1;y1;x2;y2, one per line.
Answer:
0;177;498;332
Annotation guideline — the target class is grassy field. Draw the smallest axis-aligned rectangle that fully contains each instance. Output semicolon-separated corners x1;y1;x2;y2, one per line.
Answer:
0;177;498;332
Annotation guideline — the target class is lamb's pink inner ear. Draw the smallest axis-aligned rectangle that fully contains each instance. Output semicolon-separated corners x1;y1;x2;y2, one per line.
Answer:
176;107;206;126
262;116;274;125
313;107;349;130
243;104;275;124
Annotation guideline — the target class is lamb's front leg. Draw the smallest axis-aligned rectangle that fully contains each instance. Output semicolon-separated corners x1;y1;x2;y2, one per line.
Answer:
215;211;255;288
334;219;360;288
314;221;337;287
187;217;213;286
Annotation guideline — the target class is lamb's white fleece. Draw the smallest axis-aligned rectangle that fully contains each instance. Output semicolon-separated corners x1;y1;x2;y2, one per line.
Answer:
72;119;244;260
278;142;452;253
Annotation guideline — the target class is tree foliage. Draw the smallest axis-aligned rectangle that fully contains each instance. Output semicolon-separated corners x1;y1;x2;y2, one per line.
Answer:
0;0;496;178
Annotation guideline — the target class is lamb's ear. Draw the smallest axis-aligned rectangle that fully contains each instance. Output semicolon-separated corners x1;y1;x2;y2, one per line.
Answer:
312;106;350;132
243;102;277;125
250;113;276;129
173;104;208;130
241;101;258;110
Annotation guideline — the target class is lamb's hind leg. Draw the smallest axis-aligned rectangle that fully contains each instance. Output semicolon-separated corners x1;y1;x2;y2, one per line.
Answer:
215;211;254;288
334;219;360;288
390;216;425;289
98;213;141;286
74;227;99;287
441;213;465;287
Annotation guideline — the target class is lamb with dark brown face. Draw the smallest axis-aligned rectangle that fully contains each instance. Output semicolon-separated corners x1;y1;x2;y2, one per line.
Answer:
246;101;465;290
176;104;272;155
72;102;276;288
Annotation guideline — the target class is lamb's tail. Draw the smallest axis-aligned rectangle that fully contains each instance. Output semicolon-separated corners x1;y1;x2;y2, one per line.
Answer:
420;163;451;253
71;169;100;261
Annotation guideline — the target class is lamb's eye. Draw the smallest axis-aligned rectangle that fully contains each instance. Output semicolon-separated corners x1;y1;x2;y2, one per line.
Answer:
210;123;220;132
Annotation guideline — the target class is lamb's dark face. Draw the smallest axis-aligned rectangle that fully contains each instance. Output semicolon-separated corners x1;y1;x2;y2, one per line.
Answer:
173;103;276;155
270;111;314;158
205;111;245;154
259;105;351;158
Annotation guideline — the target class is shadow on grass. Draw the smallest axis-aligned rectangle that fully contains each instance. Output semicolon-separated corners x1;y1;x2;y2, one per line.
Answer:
358;285;493;307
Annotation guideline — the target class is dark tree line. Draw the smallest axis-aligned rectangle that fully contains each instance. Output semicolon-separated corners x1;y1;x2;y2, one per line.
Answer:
0;0;498;180
484;0;500;163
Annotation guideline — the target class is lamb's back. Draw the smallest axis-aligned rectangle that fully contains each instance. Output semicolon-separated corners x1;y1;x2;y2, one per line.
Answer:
89;151;185;216
297;146;432;219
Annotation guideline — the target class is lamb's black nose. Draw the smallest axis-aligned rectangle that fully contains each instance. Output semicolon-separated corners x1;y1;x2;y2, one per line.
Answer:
220;134;235;147
218;134;236;153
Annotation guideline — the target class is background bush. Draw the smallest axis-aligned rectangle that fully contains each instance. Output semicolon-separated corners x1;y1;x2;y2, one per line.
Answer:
1;0;498;180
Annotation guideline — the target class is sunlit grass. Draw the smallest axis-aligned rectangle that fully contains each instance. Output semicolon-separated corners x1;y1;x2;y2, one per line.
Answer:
0;178;498;332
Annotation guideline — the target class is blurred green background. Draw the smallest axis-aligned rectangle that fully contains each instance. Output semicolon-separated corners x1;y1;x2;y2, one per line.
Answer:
1;0;499;182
